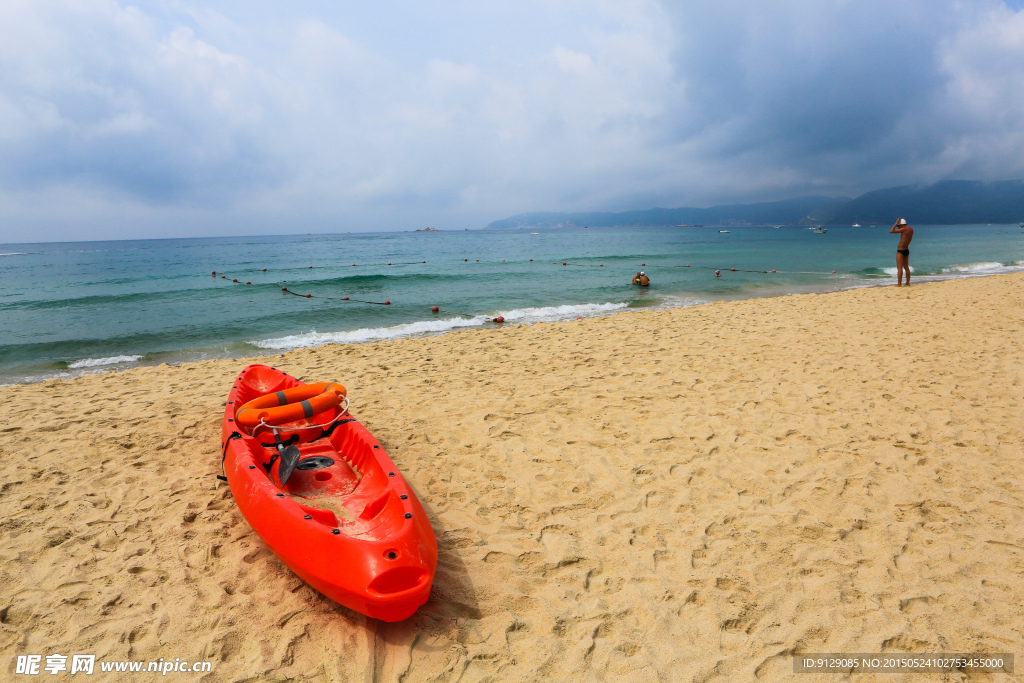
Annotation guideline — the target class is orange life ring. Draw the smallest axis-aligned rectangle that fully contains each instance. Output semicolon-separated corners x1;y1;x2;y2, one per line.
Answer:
235;382;346;429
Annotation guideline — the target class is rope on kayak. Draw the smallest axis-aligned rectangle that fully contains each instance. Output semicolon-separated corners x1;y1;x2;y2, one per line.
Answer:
250;395;352;440
281;286;391;305
305;418;356;444
218;431;243;481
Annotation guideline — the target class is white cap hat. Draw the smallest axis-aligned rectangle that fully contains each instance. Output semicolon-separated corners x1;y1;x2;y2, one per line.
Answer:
898;218;907;225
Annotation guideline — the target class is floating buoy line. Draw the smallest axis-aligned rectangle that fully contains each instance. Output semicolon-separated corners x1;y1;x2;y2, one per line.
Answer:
281;286;390;306
211;271;392;304
210;257;845;320
212;261;428;274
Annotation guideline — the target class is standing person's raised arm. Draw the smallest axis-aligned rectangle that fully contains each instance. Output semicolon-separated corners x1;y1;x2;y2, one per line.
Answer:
890;218;904;233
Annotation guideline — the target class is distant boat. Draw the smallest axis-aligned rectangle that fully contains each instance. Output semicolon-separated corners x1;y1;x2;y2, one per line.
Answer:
675;224;704;227
718;230;731;233
530;232;539;235
852;223;861;227
415;227;438;232
813;227;828;234
771;225;782;229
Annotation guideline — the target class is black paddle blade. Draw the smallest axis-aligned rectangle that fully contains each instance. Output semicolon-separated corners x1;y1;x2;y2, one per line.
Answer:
278;445;301;485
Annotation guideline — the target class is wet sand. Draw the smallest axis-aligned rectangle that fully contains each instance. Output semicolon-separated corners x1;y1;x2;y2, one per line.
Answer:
1;272;1022;681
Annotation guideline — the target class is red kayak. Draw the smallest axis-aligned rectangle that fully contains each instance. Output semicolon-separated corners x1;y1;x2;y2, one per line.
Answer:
220;364;436;621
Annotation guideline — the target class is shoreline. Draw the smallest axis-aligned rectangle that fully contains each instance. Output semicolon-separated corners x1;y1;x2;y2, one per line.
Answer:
2;271;1021;680
4;264;1023;387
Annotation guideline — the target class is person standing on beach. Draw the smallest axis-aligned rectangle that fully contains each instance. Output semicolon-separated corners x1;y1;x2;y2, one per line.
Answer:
890;218;914;286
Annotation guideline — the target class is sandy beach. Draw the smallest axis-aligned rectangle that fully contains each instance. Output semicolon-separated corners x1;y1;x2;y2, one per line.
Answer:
2;272;1022;681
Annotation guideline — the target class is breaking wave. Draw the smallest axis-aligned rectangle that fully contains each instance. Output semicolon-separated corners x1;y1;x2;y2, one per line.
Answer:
252;301;629;351
67;355;144;369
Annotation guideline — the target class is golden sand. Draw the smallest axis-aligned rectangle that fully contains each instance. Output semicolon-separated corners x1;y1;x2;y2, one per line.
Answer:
1;273;1022;681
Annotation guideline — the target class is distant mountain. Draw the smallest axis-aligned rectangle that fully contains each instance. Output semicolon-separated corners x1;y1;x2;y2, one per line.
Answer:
486;180;1024;228
808;180;1024;225
485;196;845;229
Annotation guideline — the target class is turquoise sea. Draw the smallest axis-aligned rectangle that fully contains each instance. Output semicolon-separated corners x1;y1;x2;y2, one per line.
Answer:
2;224;1022;385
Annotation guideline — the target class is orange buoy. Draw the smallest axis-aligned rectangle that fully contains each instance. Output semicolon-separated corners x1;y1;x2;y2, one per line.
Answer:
384;300;391;305
731;268;736;272
246;281;251;285
235;381;346;429
432;306;439;313
282;287;288;291
305;294;312;298
771;269;776;273
233;278;238;282
494;316;504;323
342;296;349;300
832;270;836;274
212;271;216;276
263;268;267;271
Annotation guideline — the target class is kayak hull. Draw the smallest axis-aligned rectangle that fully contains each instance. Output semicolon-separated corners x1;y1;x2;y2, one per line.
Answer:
220;364;437;622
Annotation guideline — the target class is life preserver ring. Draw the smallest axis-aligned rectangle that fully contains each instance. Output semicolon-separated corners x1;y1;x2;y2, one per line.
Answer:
235;382;346;430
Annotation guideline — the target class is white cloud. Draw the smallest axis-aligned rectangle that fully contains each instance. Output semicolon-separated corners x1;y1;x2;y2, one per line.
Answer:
0;0;1022;241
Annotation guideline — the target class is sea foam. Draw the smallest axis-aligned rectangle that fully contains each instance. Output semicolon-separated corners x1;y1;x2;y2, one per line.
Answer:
939;261;1007;274
495;302;627;323
253;302;629;351
68;355;144;369
881;266;916;276
253;317;486;350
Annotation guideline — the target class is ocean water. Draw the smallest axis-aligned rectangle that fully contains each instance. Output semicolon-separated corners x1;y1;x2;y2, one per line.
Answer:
2;224;1022;384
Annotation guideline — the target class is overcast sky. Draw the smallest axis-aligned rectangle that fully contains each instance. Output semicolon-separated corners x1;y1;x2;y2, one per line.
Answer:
1;0;1023;241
